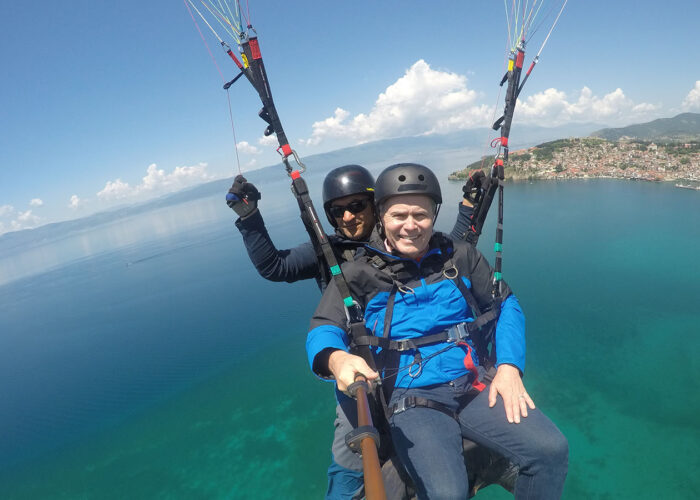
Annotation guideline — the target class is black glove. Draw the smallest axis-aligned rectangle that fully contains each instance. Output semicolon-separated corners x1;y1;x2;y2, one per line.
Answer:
462;169;486;205
226;175;261;219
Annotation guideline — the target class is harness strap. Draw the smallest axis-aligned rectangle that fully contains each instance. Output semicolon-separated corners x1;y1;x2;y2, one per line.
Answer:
388;396;458;421
467;306;499;332
370;254;387;271
355;333;445;351
441;239;501;367
342;248;356;263
379;285;399;405
354;319;484;352
387;366;499;422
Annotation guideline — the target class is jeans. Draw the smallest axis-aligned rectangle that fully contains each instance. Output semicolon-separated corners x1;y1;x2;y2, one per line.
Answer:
389;374;568;500
326;401;365;500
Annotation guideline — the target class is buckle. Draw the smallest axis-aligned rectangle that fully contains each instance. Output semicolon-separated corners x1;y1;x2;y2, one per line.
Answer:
446;323;471;343
394;398;407;415
395;339;413;352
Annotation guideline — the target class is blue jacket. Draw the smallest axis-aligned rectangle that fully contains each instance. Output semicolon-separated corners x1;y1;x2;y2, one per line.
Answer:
306;233;525;388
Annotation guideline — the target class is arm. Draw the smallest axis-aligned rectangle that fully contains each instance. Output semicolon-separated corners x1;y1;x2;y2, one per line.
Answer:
306;273;378;391
228;174;321;284
449;171;484;244
235;209;320;283
449;201;476;242
463;248;525;372
461;244;533;422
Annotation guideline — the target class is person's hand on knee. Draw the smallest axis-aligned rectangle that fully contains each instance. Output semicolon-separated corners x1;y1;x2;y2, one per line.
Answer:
489;364;536;423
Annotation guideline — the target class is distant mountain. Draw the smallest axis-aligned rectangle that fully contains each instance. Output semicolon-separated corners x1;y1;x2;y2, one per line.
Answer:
0;121;602;246
237;121;603;185
591;113;700;142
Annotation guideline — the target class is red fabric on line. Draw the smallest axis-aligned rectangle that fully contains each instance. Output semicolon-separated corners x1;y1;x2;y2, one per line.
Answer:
249;38;262;60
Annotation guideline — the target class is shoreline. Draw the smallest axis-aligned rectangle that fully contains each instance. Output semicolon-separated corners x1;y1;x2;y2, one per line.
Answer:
448;175;700;189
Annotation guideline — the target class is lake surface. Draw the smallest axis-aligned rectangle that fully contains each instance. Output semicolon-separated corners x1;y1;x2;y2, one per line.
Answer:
0;175;698;499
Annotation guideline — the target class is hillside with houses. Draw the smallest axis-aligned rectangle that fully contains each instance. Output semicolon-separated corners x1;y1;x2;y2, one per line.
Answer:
449;113;700;188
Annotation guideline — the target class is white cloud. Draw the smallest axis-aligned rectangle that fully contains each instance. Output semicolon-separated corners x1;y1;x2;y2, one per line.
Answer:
302;60;490;146
4;210;43;232
97;178;132;200
97;163;214;202
0;205;42;235
141;163;213;192
236;141;260;155
29;198;43;207
631;102;658;113
17;210;39;223
258;134;278;147
517;87;659;125
682;81;700;111
0;204;14;217
69;195;82;209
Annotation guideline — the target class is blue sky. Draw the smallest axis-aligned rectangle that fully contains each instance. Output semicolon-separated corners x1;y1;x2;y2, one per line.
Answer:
1;0;698;234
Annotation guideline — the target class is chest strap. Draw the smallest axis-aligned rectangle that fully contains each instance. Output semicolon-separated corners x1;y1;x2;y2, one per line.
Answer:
353;316;497;354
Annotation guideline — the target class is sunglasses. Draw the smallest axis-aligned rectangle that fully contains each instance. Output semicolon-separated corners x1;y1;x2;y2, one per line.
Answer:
328;199;370;219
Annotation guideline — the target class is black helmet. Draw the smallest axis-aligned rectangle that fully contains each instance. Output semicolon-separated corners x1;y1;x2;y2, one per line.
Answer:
374;163;442;211
322;164;375;227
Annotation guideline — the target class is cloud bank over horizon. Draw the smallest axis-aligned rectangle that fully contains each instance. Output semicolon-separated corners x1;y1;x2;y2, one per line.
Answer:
0;206;43;235
96;163;215;202
1;163;219;235
301;60;667;148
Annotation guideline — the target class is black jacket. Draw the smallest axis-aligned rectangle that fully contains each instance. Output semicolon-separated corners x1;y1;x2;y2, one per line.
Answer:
235;203;475;290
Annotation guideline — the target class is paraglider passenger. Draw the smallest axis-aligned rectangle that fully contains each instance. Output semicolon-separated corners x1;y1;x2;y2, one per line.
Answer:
307;163;569;499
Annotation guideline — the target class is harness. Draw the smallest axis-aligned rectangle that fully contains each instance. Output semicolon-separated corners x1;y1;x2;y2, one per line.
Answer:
348;235;502;422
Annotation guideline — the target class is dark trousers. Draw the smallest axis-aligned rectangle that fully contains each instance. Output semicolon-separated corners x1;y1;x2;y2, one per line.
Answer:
389;374;569;500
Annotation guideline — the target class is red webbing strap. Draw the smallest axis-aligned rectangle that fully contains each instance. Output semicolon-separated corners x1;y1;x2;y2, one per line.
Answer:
515;49;525;68
249;38;262;60
458;342;486;392
279;143;293;157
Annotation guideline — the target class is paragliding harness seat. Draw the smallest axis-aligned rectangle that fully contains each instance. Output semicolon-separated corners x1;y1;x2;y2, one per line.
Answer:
344;235;517;497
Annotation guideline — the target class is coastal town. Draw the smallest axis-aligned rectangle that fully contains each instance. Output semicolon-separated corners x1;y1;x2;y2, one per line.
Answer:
450;137;700;189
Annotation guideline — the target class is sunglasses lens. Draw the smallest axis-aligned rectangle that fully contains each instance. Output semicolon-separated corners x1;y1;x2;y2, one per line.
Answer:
329;199;368;218
347;200;367;213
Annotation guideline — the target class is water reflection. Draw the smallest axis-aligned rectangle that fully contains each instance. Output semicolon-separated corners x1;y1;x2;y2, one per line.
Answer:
0;196;228;286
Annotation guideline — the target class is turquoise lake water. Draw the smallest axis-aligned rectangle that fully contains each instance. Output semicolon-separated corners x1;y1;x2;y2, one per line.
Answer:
0;177;698;499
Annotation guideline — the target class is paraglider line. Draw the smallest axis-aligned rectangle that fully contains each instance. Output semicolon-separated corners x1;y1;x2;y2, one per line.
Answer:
199;1;240;39
536;0;568;58
226;89;243;175
185;0;242;174
185;0;226;82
